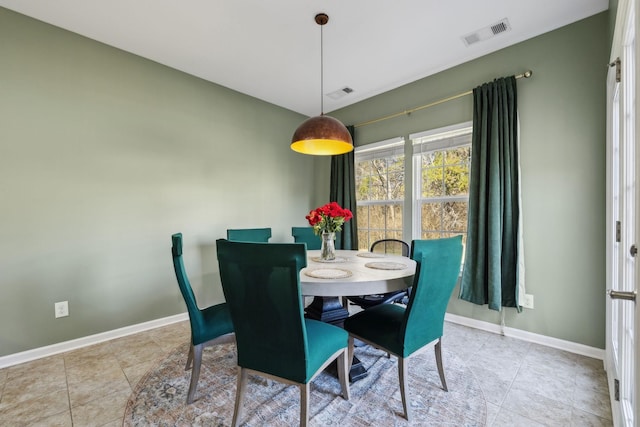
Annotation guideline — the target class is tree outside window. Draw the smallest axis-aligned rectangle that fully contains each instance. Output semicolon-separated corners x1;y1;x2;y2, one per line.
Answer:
355;139;405;251
354;124;471;252
412;123;472;245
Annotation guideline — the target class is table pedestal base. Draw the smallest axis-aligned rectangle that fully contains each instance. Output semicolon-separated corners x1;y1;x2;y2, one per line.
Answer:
305;296;348;326
305;296;368;383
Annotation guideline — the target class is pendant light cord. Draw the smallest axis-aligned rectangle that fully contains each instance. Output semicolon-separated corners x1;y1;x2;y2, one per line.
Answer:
320;22;324;115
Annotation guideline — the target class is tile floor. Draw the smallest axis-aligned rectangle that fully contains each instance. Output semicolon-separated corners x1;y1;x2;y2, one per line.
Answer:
444;323;613;426
0;320;612;426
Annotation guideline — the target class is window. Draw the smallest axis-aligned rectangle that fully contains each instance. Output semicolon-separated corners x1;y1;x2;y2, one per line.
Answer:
355;137;405;250
411;122;472;244
354;123;471;251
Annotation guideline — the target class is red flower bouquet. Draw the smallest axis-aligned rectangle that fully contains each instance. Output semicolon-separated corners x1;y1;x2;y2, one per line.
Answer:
306;202;353;235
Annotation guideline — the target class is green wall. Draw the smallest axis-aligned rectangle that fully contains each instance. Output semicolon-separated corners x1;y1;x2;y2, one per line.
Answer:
332;12;609;348
0;7;314;357
609;0;619;46
0;7;609;357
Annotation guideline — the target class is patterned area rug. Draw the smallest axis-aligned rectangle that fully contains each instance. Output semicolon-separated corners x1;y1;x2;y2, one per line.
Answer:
123;342;486;426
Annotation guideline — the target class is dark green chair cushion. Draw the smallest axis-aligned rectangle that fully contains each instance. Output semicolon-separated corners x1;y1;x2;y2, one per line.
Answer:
197;304;234;344
304;319;348;381
343;304;405;355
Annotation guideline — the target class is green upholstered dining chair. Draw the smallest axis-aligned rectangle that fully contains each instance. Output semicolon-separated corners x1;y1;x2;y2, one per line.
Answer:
347;238;411;309
343;235;463;421
216;239;350;427
291;226;321;250
171;233;235;404
226;227;272;242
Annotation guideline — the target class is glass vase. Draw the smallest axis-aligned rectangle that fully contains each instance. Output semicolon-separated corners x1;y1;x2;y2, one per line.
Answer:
320;232;336;261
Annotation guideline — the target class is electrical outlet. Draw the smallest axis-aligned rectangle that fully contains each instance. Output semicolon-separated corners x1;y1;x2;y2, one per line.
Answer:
54;301;69;318
522;294;534;309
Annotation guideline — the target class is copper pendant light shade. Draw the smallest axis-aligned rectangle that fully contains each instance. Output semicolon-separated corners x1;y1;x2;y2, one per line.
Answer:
291;115;353;155
291;13;353;156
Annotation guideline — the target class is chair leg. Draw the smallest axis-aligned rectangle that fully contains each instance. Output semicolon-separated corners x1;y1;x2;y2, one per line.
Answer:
336;349;351;400
347;335;354;373
232;368;248;427
186;343;203;404
398;356;411;421
299;382;310;427
435;338;448;391
185;344;193;371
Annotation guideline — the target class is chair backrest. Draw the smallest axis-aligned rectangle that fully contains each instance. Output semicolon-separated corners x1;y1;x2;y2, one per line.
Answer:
216;239;310;382
291;226;321;250
226;228;272;242
400;236;463;356
171;233;207;344
370;238;410;257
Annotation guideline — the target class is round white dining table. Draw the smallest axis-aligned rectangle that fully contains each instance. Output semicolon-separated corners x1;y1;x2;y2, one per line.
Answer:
300;249;416;297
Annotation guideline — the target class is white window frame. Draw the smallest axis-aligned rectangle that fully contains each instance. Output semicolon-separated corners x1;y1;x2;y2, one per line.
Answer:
354;137;406;249
411;121;472;241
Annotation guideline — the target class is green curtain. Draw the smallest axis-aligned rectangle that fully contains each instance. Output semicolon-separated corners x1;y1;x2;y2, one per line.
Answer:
330;125;358;250
459;76;522;312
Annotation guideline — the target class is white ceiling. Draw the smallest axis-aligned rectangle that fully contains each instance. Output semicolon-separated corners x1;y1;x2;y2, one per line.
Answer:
0;0;608;116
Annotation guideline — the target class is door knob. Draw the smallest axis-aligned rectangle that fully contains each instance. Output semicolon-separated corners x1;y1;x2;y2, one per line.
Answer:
607;289;637;301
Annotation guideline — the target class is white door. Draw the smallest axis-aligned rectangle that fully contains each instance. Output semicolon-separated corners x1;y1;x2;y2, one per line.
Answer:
606;1;638;425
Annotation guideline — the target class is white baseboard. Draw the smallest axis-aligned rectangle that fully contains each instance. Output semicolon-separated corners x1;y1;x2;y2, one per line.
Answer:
0;313;188;369
445;313;605;360
0;311;604;369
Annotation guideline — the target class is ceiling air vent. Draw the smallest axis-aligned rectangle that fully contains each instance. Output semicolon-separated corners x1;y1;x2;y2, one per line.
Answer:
491;21;509;35
327;87;354;100
462;18;511;46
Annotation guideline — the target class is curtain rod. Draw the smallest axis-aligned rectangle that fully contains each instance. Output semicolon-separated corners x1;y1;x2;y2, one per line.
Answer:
354;70;533;128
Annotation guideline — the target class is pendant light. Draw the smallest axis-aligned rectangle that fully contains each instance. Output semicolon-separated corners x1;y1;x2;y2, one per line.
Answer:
291;13;353;156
